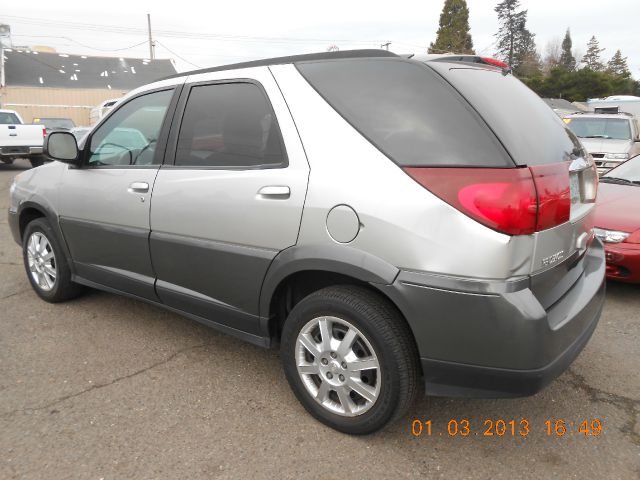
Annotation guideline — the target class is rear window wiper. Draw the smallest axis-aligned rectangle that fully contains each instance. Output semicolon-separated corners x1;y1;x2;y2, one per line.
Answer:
600;176;637;185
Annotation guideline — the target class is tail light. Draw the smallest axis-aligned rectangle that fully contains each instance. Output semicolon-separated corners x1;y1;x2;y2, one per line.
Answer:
403;162;573;236
480;57;509;69
42;127;47;138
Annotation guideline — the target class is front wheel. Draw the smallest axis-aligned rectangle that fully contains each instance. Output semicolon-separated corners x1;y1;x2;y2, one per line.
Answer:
22;218;83;302
281;285;420;434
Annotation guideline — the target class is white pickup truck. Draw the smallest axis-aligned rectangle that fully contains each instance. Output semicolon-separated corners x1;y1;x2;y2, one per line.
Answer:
0;109;46;168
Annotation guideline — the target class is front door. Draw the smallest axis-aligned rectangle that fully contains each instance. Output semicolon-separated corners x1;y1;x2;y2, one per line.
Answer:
149;70;309;336
58;88;176;300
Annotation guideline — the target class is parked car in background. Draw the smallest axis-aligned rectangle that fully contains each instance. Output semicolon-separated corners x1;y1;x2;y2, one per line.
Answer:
0;109;46;168
593;154;640;282
564;112;640;175
90;98;120;126
33;117;76;135
8;50;605;434
70;127;92;144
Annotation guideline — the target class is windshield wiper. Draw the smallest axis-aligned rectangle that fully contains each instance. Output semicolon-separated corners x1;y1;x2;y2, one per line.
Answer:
581;135;612;139
600;176;637;185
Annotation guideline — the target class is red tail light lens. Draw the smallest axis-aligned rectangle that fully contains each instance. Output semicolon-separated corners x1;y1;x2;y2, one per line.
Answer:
530;163;571;231
480;57;509;69
403;162;572;236
42;127;47;138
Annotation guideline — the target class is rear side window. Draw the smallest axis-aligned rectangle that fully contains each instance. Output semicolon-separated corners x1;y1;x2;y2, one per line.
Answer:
175;82;286;168
296;59;512;167
429;63;583;165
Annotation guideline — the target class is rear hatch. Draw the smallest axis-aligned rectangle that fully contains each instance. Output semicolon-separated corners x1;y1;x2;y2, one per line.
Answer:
427;61;598;306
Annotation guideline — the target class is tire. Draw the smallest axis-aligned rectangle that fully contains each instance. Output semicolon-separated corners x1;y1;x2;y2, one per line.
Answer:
22;218;83;303
30;156;45;168
281;285;420;435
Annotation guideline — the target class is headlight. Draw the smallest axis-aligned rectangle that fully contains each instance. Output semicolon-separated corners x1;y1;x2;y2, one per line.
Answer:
593;227;630;243
604;153;629;160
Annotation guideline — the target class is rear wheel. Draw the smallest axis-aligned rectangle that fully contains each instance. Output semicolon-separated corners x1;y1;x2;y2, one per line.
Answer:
22;218;83;302
281;285;420;434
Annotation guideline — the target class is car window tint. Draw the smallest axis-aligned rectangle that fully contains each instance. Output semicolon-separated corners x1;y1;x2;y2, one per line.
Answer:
175;83;286;168
297;58;512;167
88;89;173;167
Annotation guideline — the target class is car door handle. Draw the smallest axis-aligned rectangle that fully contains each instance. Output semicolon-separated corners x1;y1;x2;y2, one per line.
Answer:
128;182;149;193
257;185;290;199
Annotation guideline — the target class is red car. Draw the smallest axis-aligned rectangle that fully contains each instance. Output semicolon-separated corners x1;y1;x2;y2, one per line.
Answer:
593;154;640;282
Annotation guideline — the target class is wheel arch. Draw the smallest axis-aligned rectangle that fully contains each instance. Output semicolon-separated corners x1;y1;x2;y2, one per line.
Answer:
260;245;423;347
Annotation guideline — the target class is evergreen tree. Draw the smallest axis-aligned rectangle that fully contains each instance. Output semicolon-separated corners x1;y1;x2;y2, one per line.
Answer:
494;0;539;75
582;36;605;71
607;50;631;78
559;29;576;71
428;0;475;54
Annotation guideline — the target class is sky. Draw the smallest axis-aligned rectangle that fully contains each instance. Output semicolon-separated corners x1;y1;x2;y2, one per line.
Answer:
1;0;639;77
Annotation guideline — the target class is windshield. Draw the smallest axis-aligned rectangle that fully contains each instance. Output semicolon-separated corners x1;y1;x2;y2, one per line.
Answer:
0;112;20;124
602;155;640;183
566;117;631;140
34;118;76;130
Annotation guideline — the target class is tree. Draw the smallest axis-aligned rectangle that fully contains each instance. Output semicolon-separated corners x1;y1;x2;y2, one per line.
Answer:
428;0;475;54
607;50;631;78
542;37;561;73
559;29;576;71
582;36;605;71
494;0;540;75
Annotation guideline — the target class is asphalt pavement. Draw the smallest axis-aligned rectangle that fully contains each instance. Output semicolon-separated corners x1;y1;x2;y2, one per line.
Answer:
1;159;639;479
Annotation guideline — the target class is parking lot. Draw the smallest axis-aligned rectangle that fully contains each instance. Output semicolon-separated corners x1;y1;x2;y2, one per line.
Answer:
0;160;638;479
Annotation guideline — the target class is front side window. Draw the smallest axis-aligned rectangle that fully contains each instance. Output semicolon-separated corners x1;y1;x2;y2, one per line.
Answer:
175;82;286;168
88;89;173;167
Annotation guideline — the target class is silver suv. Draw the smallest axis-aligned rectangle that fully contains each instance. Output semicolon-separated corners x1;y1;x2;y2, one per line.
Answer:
8;50;606;434
564;112;640;175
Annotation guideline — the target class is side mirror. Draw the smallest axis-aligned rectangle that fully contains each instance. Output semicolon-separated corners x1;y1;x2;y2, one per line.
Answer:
44;131;81;165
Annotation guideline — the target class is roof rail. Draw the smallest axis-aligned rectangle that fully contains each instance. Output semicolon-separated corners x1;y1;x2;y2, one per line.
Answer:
162;49;398;80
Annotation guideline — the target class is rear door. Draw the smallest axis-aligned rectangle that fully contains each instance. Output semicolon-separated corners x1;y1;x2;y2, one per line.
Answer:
58;85;180;300
149;67;309;335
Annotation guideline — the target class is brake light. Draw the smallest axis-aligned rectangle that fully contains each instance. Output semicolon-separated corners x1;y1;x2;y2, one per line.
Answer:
481;57;509;69
403;162;572;236
42;126;47;138
625;230;640;244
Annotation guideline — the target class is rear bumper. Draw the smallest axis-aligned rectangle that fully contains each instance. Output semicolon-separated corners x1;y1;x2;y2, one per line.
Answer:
378;240;606;398
603;242;640;283
0;146;43;157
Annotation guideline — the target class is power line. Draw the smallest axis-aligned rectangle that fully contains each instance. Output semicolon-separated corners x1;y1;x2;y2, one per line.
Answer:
12;35;148;52
155;40;201;68
1;14;388;45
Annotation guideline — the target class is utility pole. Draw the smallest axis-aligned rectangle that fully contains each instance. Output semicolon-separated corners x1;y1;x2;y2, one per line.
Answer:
380;41;391;51
147;14;155;60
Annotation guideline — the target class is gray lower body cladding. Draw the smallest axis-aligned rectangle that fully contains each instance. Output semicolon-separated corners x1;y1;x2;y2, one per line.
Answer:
378;239;606;398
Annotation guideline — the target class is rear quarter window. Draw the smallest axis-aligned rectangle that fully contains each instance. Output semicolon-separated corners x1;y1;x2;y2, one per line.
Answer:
428;63;583;165
296;58;513;168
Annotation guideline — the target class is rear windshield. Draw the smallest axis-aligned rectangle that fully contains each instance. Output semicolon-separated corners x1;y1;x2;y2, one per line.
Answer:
428;63;583;166
296;59;512;167
566;117;631;141
0;112;20;124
